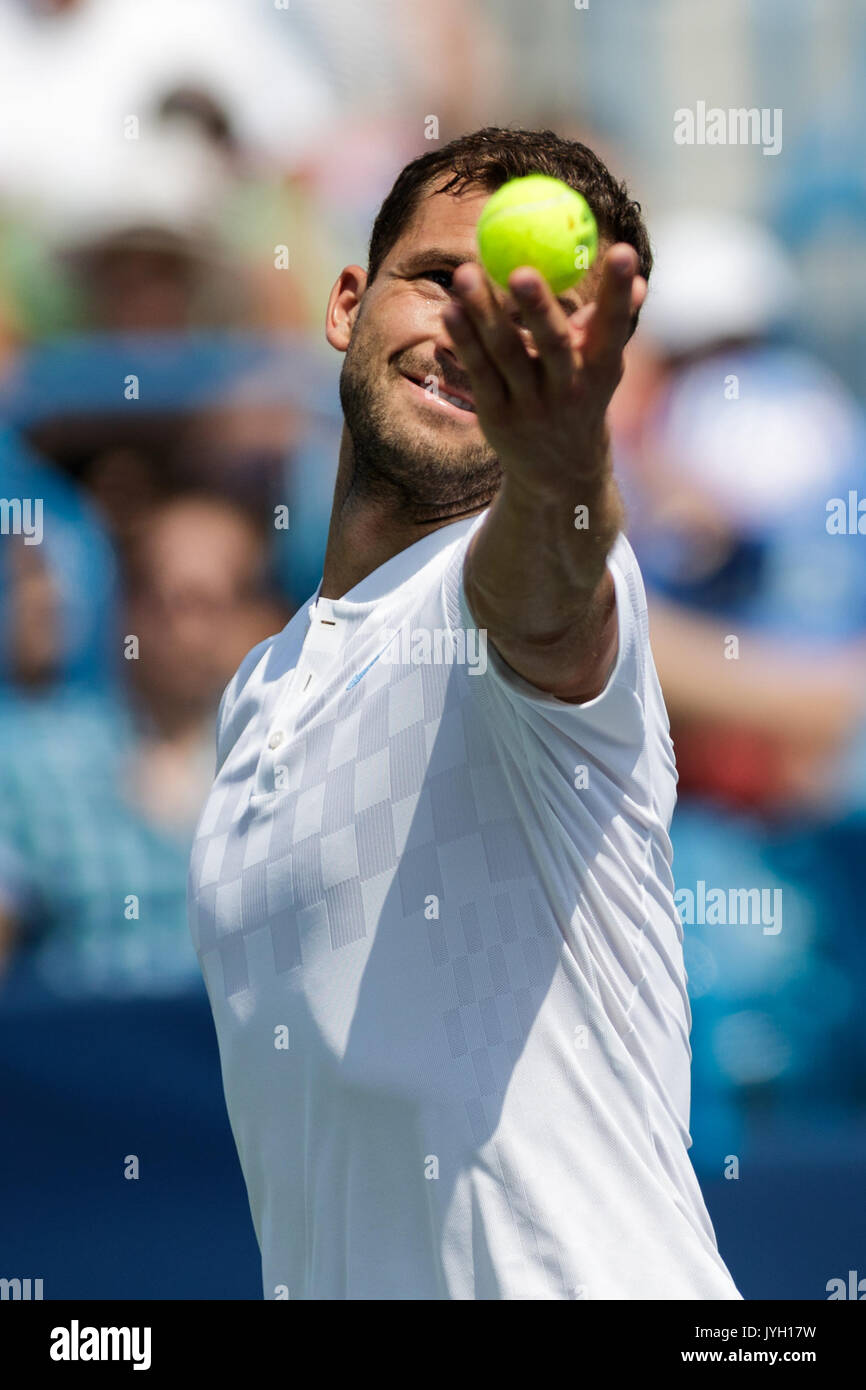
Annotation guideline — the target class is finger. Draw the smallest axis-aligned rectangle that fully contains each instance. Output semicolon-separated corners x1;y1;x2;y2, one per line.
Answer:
450;263;537;402
569;300;597;333
570;276;645;352
582;243;638;379
441;300;509;416
508;268;577;395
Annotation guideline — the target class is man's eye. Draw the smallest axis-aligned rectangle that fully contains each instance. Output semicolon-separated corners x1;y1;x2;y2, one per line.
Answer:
416;269;453;290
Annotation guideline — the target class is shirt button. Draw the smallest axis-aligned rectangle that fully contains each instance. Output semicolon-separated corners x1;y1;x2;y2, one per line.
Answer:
268;730;284;750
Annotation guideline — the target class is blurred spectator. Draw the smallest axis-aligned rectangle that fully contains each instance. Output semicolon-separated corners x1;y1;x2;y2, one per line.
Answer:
286;0;509;289
289;0;506;127
51;108;249;336
611;212;866;1159
0;492;289;1000
619;211;866;816
0;424;119;692
179;368;308;512
0;0;348;342
0;0;336;222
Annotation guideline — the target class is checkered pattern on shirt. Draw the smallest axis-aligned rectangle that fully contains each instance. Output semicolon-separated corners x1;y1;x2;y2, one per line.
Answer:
188;628;566;1104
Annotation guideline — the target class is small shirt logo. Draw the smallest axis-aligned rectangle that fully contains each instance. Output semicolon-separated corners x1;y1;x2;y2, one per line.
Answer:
345;632;400;690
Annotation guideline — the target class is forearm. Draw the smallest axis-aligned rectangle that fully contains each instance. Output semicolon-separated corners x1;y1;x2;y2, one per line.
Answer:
444;242;645;699
464;446;622;695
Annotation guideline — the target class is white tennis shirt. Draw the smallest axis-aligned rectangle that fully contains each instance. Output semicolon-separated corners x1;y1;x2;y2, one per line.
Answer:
188;511;742;1300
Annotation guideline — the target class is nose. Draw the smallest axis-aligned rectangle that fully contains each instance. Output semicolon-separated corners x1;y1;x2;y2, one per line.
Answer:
435;308;463;361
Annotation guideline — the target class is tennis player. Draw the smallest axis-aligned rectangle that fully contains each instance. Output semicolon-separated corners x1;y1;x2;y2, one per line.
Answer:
188;126;742;1301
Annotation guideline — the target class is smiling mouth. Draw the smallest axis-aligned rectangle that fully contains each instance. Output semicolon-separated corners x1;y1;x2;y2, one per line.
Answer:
402;373;476;414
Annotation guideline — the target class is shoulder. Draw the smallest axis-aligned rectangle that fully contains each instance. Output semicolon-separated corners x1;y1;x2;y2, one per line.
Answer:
443;526;652;725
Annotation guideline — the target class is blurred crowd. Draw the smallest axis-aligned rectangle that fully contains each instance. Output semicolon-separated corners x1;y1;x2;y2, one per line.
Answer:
1;0;865;1194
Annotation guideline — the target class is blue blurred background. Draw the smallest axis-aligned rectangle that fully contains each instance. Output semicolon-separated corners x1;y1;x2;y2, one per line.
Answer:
1;0;865;1299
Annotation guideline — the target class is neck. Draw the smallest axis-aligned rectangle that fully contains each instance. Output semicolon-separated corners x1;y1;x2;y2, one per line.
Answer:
319;431;492;599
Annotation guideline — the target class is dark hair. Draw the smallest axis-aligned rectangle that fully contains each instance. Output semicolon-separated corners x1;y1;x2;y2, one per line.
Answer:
367;126;652;329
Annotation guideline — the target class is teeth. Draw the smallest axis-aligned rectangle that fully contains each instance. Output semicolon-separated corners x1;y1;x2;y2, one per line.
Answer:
440;390;475;412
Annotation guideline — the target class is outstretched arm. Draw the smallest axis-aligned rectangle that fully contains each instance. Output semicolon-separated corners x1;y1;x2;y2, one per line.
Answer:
444;245;646;702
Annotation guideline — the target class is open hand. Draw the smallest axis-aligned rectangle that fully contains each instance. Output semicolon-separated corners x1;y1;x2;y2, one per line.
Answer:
442;244;647;496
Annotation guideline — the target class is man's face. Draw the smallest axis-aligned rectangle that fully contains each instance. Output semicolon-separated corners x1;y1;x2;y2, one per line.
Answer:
332;183;601;516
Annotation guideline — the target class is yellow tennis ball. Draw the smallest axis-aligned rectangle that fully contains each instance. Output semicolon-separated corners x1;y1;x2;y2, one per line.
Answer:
477;174;598;295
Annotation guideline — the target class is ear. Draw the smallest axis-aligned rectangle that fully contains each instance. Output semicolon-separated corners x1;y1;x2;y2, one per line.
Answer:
326;265;368;352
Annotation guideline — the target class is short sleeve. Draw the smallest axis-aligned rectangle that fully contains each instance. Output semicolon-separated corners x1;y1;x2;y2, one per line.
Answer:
442;529;649;749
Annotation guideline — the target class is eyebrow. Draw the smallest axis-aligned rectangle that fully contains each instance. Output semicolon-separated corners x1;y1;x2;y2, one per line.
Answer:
396;247;580;311
397;247;471;274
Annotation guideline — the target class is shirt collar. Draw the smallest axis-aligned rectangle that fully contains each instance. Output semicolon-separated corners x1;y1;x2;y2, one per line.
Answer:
309;510;486;618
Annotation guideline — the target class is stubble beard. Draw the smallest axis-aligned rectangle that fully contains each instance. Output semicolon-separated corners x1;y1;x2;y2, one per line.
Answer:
337;318;502;522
